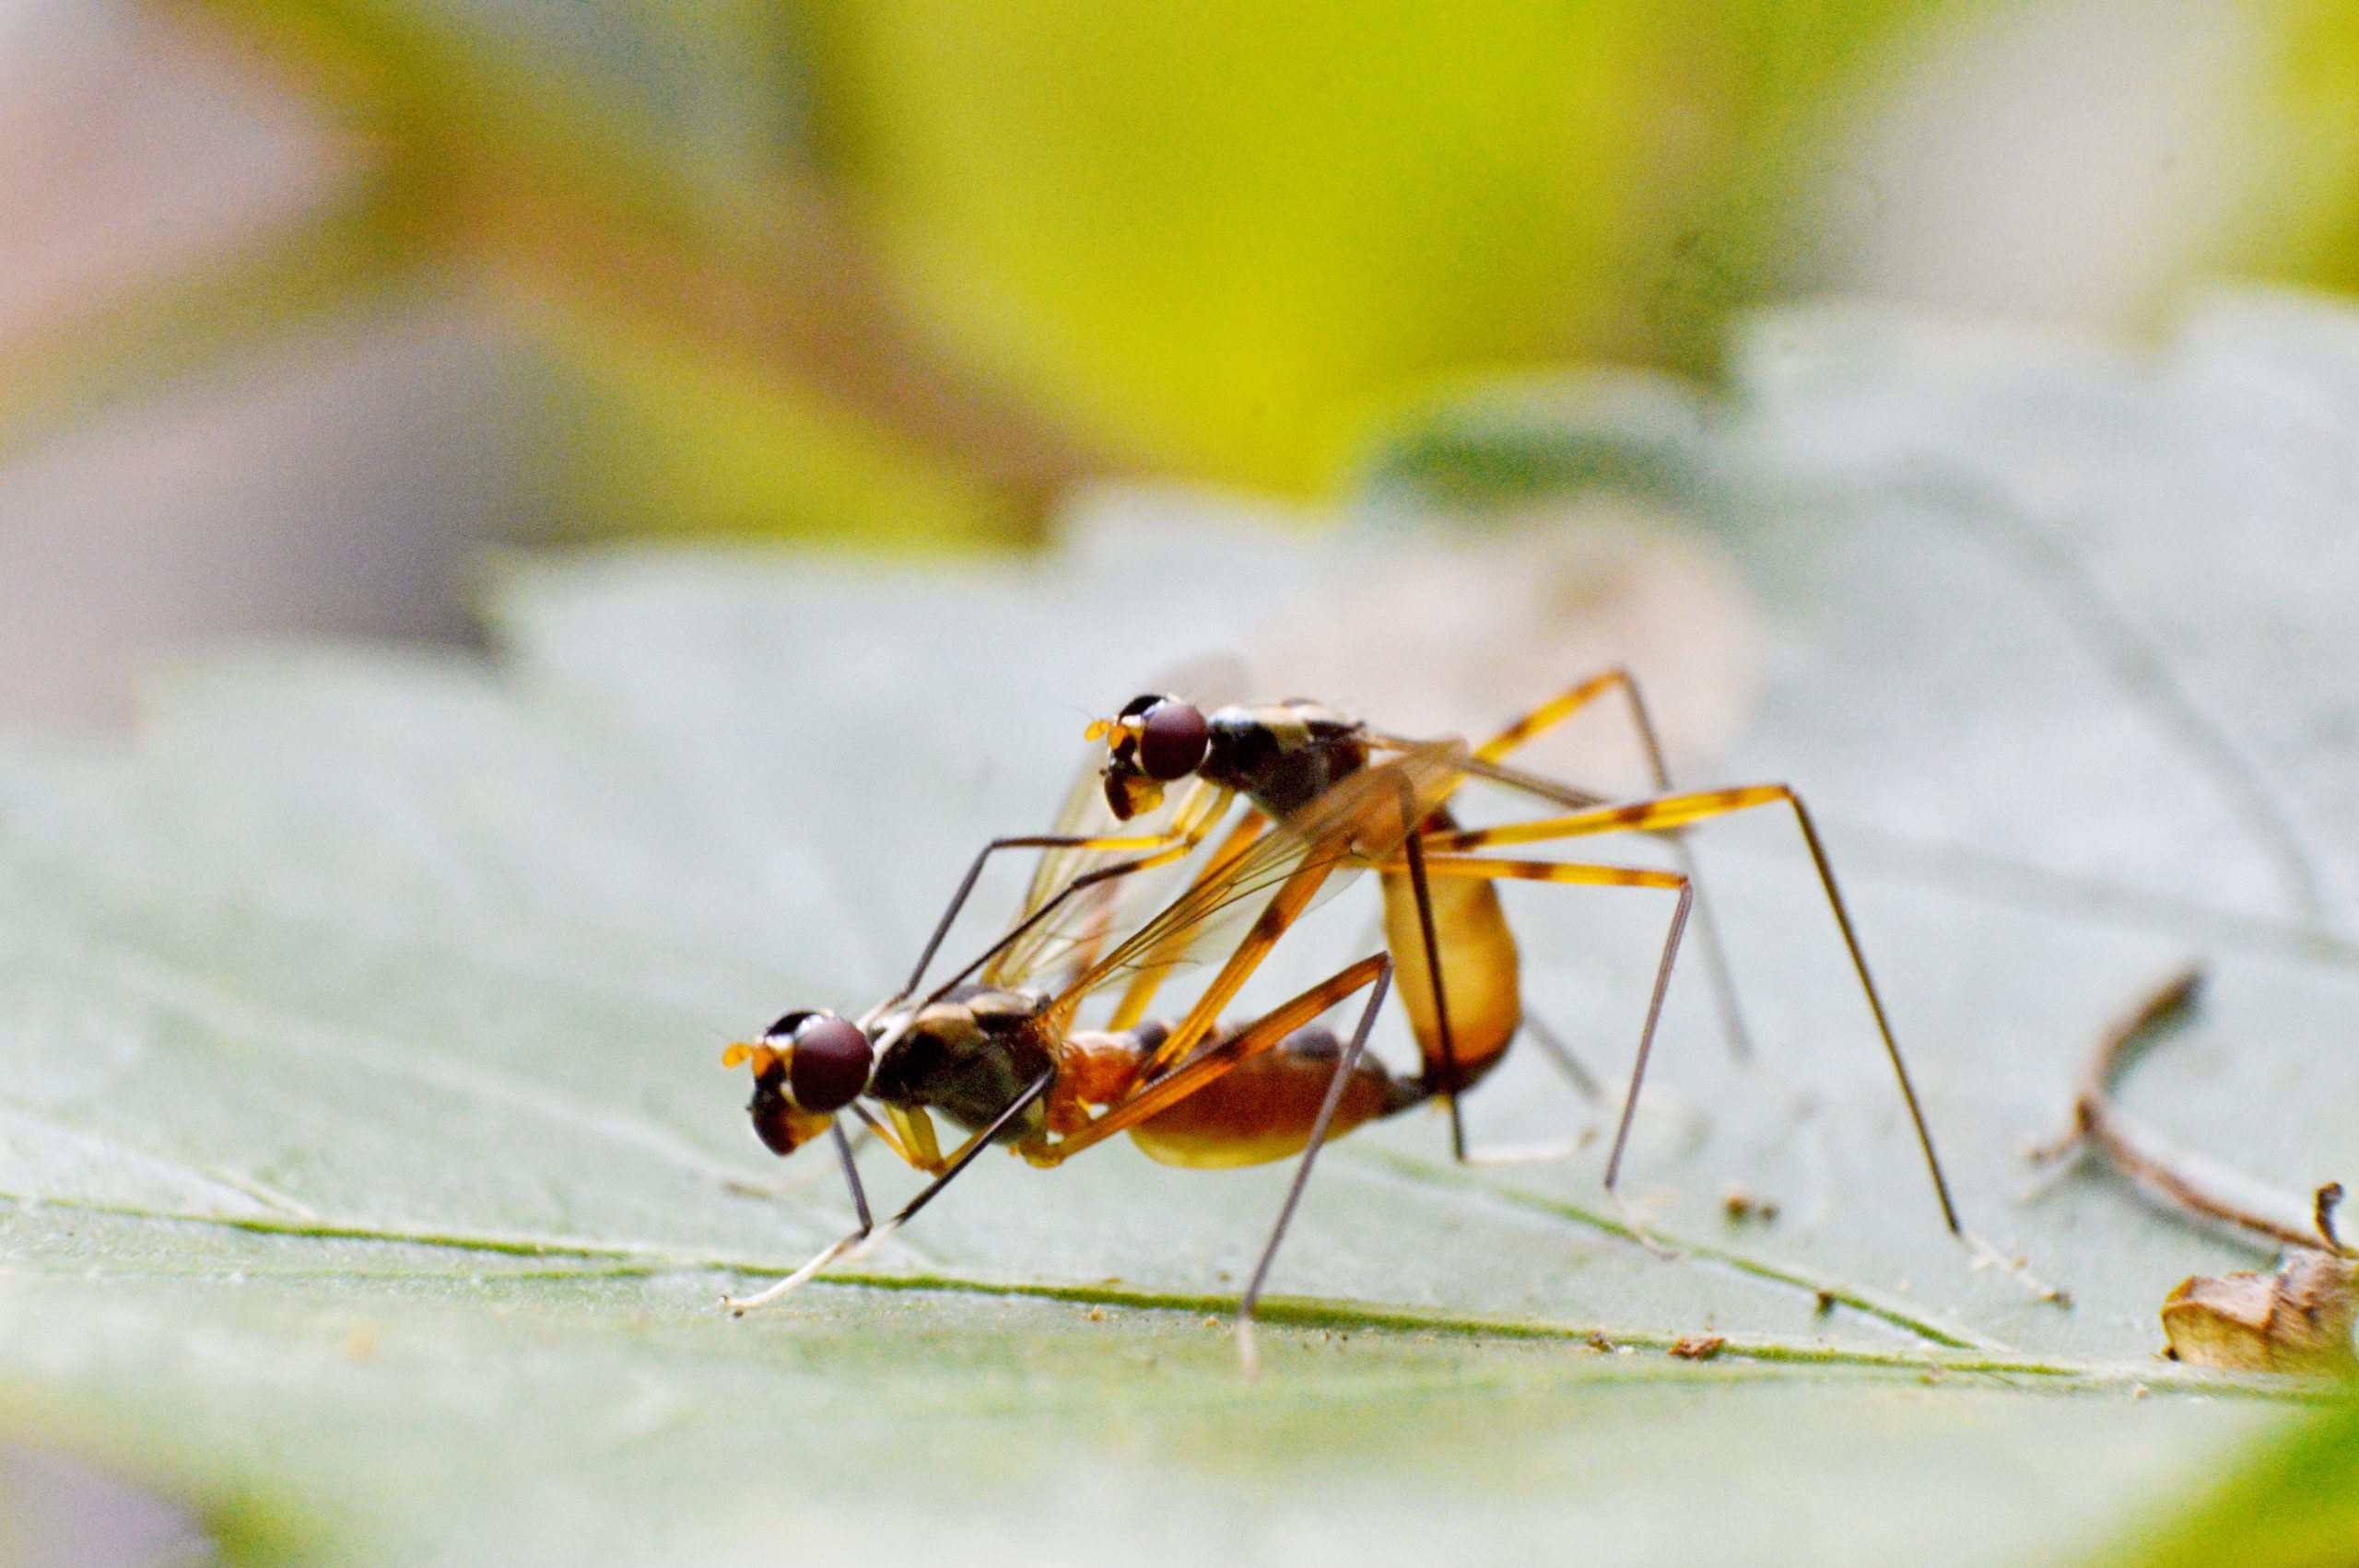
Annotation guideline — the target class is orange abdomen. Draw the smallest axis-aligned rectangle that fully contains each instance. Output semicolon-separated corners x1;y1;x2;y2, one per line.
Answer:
1127;1030;1410;1168
1379;856;1521;1094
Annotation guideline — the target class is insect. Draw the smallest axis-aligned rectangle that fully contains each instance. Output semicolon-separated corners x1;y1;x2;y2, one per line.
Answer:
875;667;1958;1232
723;743;1472;1367
722;670;1964;1361
1080;674;1960;1232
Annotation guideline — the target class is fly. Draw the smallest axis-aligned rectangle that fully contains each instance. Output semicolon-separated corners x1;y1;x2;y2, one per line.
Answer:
722;743;1472;1371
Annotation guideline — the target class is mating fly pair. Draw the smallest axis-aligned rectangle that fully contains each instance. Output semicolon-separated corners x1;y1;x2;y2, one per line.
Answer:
722;669;1963;1360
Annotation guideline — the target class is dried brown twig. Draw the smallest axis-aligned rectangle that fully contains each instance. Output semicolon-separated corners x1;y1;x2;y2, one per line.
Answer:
2036;968;2359;1373
2033;965;2352;1258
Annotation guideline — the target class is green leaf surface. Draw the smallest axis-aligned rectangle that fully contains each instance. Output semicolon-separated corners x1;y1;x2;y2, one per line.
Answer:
8;296;2359;1562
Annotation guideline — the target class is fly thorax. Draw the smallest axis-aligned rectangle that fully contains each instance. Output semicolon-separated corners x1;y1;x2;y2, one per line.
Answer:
1202;702;1369;818
867;986;1054;1139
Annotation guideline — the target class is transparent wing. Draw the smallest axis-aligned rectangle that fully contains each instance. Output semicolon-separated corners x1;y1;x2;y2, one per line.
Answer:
983;653;1248;989
1046;739;1470;1012
981;748;1168;988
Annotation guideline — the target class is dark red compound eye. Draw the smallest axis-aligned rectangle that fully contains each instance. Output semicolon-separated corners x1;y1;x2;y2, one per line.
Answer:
787;1015;873;1113
1136;700;1209;781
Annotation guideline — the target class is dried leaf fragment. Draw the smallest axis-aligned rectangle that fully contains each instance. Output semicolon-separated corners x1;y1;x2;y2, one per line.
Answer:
1669;1335;1725;1362
2159;1251;2359;1376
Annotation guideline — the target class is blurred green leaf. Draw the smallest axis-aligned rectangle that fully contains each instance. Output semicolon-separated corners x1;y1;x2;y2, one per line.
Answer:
2102;1395;2359;1567
9;297;2359;1559
1354;370;1719;510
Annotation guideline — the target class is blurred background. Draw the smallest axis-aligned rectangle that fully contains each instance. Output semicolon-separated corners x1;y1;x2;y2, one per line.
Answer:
4;0;2358;726
7;9;2359;1562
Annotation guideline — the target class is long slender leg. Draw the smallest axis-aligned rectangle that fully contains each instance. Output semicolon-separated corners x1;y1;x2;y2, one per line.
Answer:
1391;666;1754;1060
1453;1007;1606;1168
1392;855;1692;1214
919;836;1209;1010
1465;669;1645;766
723;1119;876;1313
832;1120;873;1234
1521;1012;1603;1102
901;835;1163;997
1417;789;1961;1235
890;780;1234;1007
1235;960;1393;1378
725;1073;1052;1315
1395;790;1466;1162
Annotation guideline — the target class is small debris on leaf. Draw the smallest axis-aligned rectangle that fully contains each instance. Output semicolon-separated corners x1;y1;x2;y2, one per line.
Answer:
1669;1334;1725;1362
2159;1250;2359;1376
1966;1234;2071;1306
1585;1329;1614;1352
1721;1186;1780;1225
1086;1306;1105;1323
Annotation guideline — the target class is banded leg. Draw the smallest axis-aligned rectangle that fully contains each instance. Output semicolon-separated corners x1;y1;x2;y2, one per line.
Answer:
1105;810;1270;1032
1419;786;1960;1234
1235;958;1394;1377
1036;953;1395;1164
724;1073;1053;1314
1055;744;1459;1119
1112;825;1354;1089
1403;665;1754;1061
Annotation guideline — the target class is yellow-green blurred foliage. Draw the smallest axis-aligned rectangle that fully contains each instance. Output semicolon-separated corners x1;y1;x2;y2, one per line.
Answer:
2246;0;2359;293
807;0;1830;493
33;0;2359;544
800;0;2359;497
